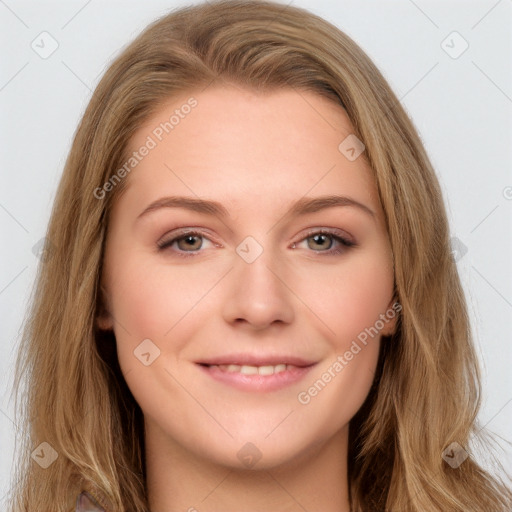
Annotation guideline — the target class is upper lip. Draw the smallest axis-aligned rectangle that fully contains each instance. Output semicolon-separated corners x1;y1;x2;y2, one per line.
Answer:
197;354;317;367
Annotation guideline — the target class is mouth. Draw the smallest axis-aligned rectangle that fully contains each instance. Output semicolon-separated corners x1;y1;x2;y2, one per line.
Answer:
201;363;298;375
196;356;317;392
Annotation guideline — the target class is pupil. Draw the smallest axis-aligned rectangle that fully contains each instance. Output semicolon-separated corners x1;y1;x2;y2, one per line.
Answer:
180;235;201;250
311;234;332;250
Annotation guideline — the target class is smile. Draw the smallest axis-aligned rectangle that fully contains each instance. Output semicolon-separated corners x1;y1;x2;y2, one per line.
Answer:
207;363;291;375
197;361;317;392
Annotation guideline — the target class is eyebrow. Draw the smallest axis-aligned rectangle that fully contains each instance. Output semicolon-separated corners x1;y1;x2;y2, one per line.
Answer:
136;194;375;221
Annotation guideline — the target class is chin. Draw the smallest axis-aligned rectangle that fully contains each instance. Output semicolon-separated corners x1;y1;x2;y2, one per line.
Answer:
187;426;329;472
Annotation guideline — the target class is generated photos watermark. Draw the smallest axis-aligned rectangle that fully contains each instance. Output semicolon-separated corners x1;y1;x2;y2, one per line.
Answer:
297;302;401;405
93;97;198;200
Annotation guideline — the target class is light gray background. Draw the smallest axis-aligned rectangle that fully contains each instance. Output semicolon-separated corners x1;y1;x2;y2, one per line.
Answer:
1;0;511;500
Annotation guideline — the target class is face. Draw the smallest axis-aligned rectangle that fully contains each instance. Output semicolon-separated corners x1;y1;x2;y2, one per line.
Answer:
98;85;396;470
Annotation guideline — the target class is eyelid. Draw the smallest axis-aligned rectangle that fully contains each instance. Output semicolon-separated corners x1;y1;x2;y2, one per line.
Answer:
293;227;356;247
157;227;220;249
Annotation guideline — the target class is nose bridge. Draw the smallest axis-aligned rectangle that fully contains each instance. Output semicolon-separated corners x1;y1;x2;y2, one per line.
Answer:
222;237;295;329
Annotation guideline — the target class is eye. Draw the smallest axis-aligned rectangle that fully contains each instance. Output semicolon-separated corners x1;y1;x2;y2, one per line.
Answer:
157;230;216;256
294;229;355;255
157;228;355;258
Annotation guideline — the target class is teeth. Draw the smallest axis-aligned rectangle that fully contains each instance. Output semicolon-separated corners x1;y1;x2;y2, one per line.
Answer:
211;364;291;375
240;365;259;375
257;365;275;376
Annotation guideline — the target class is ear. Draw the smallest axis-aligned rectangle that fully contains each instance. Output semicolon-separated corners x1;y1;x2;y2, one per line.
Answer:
96;286;114;331
380;297;401;337
96;309;114;331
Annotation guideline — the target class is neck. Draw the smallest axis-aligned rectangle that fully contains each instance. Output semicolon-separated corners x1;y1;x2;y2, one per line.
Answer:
145;422;351;512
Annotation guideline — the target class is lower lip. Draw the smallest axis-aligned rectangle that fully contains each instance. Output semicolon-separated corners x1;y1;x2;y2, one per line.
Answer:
197;364;316;392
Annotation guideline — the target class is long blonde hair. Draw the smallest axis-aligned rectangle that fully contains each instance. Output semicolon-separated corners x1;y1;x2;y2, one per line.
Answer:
9;1;512;510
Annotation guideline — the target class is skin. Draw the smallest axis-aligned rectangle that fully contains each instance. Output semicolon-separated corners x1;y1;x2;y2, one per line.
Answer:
98;84;396;512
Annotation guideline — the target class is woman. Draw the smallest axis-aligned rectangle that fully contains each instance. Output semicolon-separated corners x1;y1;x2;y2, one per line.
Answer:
9;1;512;511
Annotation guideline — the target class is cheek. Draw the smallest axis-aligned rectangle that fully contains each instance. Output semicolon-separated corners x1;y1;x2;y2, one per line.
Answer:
293;251;394;350
293;254;390;428
108;264;172;336
105;252;226;354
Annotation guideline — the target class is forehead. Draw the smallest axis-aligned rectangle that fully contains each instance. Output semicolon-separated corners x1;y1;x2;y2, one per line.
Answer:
117;86;380;218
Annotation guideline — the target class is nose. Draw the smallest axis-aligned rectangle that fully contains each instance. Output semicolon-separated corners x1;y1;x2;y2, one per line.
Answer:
221;245;295;331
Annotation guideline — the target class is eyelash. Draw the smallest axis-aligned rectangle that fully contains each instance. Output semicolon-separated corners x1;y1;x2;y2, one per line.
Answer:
157;228;356;259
